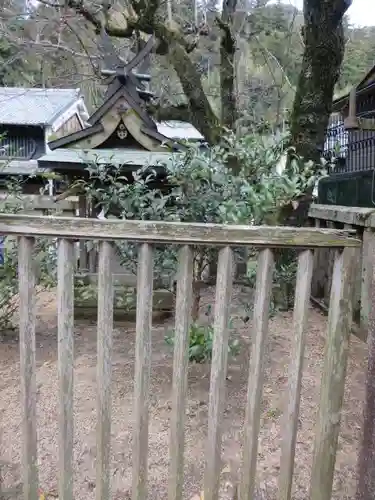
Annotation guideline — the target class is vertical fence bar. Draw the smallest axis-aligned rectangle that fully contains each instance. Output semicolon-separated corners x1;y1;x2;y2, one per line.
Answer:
204;246;234;500
344;224;363;338
361;229;374;342
78;196;87;271
239;248;274;500
96;241;114;500
132;243;153;500
168;245;194;500
309;247;355;500
311;219;321;299
325;222;336;304
18;236;38;500
57;238;75;500
278;249;314;500
357;228;375;500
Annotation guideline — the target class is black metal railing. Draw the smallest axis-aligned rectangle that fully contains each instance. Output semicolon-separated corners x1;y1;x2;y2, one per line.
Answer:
324;114;375;173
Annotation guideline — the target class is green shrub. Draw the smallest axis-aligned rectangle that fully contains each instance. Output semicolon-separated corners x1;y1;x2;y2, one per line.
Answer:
245;251;298;312
165;320;240;363
74;133;325;316
0;177;57;336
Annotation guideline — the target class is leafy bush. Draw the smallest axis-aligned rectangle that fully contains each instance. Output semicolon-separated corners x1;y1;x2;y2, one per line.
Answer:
57;133;326;352
77;131;324;285
0;178;57;336
245;251;298;312
165;321;240;363
74;279;136;310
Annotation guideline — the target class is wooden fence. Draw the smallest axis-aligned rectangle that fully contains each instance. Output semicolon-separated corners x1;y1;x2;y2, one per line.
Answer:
0;213;361;500
0;193;78;216
308;204;375;342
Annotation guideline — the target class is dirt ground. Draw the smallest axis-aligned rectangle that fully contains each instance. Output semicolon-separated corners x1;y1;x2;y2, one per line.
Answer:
0;287;367;499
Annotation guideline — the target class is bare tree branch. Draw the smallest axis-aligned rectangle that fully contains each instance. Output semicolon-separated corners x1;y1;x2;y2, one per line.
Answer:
38;0;221;142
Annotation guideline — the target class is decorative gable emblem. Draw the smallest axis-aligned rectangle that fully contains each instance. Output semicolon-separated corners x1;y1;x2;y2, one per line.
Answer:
117;123;128;140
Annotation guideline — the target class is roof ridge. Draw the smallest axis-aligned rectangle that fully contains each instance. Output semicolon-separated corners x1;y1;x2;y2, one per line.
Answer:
0;87;79;93
0;87;82;126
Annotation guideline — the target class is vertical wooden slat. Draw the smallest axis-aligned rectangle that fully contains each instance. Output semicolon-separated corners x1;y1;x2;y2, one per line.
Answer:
278;249;314;500
96;241;114;500
204;246;234;500
132;243;153;500
344;224;363;337
18;236;38;500
57;238;75;500
168;245;194;500
239;248;274;500
360;228;374;342
309;247;355;500
311;219;321;298
325;222;336;306
78;196;87;271
357;229;375;500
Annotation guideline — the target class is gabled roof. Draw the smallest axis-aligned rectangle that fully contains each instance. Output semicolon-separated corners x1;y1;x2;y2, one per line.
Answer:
357;64;375;90
332;64;375;112
0;87;81;126
46;87;188;152
43;39;204;157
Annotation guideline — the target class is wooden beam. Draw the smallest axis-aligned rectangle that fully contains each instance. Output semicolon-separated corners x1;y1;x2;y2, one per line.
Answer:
132;244;153;500
0;194;78;212
239;249;274;500
57;239;75;500
360;229;375;342
310;247;356;500
95;241;115;500
356;230;375;500
344;87;359;129
279;249;314;500
168;246;193;500
309;204;375;228
344;117;375;132
0;213;361;248
18;236;38;500
204;247;234;500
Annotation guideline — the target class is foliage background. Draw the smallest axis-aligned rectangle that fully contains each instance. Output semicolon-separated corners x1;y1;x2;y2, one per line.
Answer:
0;1;373;124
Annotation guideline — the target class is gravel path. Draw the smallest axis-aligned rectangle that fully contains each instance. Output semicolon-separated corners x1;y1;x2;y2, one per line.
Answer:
0;288;367;499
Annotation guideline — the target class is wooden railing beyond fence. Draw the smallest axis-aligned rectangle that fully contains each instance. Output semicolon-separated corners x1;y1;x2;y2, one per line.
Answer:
308;203;375;342
0;214;361;500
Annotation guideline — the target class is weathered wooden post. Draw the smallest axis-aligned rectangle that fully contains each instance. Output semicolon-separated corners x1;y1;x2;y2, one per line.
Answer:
356;228;375;500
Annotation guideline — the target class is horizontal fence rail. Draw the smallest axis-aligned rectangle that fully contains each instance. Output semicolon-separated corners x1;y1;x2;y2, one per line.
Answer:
309;204;375;228
0;213;359;500
0;213;361;247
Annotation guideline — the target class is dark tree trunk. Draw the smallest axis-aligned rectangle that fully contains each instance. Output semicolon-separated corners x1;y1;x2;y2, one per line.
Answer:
166;40;221;144
218;0;237;129
290;0;350;164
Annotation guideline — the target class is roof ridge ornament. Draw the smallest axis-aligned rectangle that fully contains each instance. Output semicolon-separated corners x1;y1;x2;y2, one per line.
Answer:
99;28;154;85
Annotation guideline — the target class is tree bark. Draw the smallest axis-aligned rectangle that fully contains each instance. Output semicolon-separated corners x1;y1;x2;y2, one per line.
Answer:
165;40;221;143
217;0;237;129
289;0;351;164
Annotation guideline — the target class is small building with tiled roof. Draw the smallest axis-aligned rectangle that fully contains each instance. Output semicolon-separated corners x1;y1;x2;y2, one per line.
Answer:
37;34;205;182
0;87;89;181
